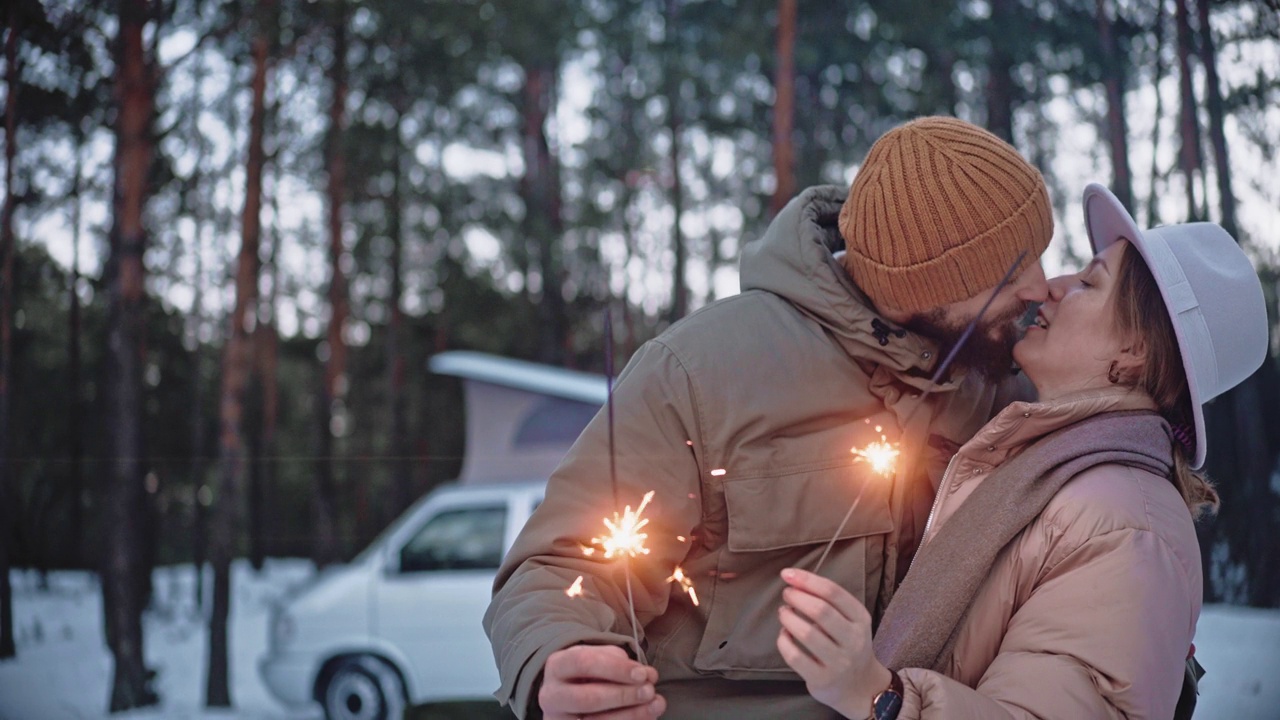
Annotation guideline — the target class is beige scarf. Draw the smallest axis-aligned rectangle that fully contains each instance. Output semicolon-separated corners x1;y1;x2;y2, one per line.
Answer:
873;410;1174;672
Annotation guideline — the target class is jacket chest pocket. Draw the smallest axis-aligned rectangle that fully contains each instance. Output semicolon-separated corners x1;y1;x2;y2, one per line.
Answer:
693;463;893;679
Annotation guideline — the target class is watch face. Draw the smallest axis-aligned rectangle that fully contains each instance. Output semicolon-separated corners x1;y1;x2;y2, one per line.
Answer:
873;690;903;720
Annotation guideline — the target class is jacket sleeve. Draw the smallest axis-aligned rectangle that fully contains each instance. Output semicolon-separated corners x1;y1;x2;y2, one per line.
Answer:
482;340;707;718
896;525;1195;720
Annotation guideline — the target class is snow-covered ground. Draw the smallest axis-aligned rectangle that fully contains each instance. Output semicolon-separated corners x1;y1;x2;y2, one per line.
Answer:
2;561;1278;719
0;560;319;720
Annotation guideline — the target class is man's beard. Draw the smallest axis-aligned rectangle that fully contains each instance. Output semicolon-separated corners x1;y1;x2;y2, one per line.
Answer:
901;302;1034;382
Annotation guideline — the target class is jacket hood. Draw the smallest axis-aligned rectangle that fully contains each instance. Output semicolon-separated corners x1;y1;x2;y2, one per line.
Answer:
740;185;945;384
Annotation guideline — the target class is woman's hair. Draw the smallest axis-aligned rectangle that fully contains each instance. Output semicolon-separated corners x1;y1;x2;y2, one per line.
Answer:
1112;242;1220;518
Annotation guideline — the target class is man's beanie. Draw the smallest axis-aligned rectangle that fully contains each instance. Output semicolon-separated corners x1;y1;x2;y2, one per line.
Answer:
838;116;1053;314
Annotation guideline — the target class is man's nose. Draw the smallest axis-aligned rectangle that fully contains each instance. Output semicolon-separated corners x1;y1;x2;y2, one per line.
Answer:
1016;263;1050;303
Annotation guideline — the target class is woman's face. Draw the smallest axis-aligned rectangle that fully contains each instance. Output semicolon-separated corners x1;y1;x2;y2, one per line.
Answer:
1014;239;1140;400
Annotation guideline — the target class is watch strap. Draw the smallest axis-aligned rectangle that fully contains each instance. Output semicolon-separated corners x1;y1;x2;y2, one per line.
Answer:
871;669;904;720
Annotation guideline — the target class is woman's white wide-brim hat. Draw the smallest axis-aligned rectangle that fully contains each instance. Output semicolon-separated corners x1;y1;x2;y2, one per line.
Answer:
1081;182;1269;469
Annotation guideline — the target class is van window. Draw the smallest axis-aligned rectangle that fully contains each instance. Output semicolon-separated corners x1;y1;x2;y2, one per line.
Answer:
399;505;508;573
513;397;599;447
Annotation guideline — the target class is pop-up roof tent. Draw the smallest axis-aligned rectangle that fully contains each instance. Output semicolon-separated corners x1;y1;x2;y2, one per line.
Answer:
428;351;608;485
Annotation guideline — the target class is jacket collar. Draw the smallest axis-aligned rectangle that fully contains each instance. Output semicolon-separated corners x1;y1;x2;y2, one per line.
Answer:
959;386;1159;462
739;185;957;390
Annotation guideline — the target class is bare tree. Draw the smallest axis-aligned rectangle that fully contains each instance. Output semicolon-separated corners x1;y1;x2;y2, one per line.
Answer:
1195;0;1237;237
986;0;1016;142
770;0;797;217
314;0;348;568
521;59;568;365
205;0;272;706
1096;0;1134;209
1174;0;1205;220
0;0;19;664
666;0;687;323
102;0;159;709
1145;0;1168;227
386;98;412;515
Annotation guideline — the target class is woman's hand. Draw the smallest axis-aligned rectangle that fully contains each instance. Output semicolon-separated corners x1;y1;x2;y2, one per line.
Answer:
777;568;892;719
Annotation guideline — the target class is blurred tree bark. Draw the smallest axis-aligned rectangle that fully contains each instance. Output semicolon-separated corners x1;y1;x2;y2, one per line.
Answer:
0;0;19;663
314;0;347;567
1174;0;1204;220
986;0;1016;143
103;0;158;710
207;0;272;706
68;127;85;569
665;0;687;324
1195;0;1237;238
522;60;567;365
254;156;282;565
387;99;412;515
770;0;796;217
1145;0;1167;227
187;48;210;613
1096;0;1134;210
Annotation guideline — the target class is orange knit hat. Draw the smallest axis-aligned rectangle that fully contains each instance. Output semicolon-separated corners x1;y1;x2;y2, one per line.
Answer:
838;117;1052;314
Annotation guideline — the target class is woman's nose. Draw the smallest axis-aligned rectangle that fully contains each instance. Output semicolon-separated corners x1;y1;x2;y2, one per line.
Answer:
1046;273;1072;301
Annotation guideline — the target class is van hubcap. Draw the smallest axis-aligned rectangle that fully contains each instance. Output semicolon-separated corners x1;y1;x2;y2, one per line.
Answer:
328;670;382;720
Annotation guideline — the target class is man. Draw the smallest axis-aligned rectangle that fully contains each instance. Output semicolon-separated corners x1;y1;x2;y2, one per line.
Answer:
484;117;1053;720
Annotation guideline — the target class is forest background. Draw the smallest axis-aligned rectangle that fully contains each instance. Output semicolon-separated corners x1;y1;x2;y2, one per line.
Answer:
1;0;1278;711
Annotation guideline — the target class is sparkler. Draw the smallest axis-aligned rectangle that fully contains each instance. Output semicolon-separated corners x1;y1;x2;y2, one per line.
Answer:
582;491;655;559
851;433;900;477
812;251;1029;575
564;307;649;663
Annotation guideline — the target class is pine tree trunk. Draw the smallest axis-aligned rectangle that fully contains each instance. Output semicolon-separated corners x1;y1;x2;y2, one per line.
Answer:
986;0;1016;143
1174;0;1204;220
1145;0;1167;227
666;0;686;323
0;0;19;662
1096;0;1134;209
257;145;282;563
387;106;412;516
1195;0;1237;237
206;0;269;703
770;0;797;216
522;62;566;365
189;54;209;609
68;126;86;570
315;2;348;568
104;0;158;709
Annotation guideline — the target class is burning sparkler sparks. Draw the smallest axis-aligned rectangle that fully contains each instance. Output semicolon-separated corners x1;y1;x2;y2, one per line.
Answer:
565;575;585;598
581;490;655;559
666;566;699;606
852;435;900;476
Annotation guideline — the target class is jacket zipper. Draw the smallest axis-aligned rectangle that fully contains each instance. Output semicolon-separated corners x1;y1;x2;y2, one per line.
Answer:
907;453;960;576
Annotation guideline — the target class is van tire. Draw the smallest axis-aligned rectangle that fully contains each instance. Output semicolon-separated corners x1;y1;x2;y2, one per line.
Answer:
321;655;406;720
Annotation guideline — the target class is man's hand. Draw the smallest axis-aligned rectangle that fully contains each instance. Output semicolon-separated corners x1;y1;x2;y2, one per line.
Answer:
776;568;892;719
538;645;666;720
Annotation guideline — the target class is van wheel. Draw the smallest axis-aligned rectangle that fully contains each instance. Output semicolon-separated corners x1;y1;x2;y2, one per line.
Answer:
321;656;406;720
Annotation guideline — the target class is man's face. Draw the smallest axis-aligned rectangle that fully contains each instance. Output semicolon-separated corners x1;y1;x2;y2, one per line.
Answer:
903;262;1049;381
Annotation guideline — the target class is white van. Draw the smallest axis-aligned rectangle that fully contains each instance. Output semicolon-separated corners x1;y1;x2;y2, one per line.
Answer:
258;479;544;719
259;352;606;719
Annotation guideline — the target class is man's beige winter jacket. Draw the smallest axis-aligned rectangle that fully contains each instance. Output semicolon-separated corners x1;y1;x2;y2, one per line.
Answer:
484;186;1032;719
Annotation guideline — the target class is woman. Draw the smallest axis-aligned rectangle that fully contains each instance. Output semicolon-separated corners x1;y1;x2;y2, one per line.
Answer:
775;183;1270;720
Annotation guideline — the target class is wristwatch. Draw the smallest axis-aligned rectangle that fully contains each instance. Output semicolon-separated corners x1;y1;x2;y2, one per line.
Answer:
870;669;904;720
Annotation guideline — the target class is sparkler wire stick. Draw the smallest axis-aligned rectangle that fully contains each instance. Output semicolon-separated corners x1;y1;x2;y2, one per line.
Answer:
604;308;647;664
812;251;1029;576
